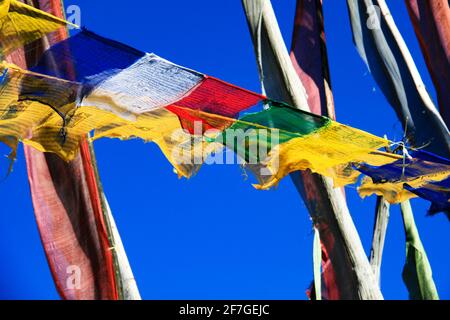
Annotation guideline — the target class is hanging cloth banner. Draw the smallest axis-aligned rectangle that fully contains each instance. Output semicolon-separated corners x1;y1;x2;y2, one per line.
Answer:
17;0;118;300
29;29;260;119
401;201;439;300
290;0;334;118
404;178;450;220
0;0;73;56
0;26;392;188
189;101;391;189
243;0;389;300
357;150;450;218
0;59;393;189
0;3;449;208
405;0;450;128
290;0;349;300
346;0;450;158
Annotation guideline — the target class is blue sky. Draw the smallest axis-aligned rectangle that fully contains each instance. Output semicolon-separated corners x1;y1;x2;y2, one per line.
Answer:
0;0;448;300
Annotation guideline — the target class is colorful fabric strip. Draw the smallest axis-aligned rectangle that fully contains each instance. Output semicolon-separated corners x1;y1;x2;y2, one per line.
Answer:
405;0;450;128
358;150;450;215
358;150;450;183
290;0;349;299
347;0;450;158
0;61;394;190
401;201;439;300
0;3;448;208
0;0;72;56
81;53;204;117
290;0;333;118
404;178;450;220
13;0;119;300
168;102;391;189
32;28;145;84
29;29;263;121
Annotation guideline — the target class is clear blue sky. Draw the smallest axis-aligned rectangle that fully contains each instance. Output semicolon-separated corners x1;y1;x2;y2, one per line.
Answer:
0;0;448;300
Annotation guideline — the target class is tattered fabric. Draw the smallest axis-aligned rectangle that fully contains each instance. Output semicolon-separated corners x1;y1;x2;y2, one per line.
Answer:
405;0;450;128
9;0;118;300
346;0;450;158
405;178;450;220
358;150;450;215
0;0;71;56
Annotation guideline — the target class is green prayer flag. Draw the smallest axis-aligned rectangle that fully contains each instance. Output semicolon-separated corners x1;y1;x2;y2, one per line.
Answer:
401;201;439;300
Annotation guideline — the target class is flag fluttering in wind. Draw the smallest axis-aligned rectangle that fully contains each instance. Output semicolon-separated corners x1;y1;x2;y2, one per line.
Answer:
243;0;385;300
1;0;449;301
405;0;450;128
0;3;448;220
0;57;394;189
347;0;450;158
358;150;450;218
290;0;349;300
0;0;72;56
346;0;445;301
401;201;439;300
9;0;121;300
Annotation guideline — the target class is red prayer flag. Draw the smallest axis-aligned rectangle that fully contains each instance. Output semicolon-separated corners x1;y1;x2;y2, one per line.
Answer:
405;0;450;128
290;0;356;299
11;0;118;300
